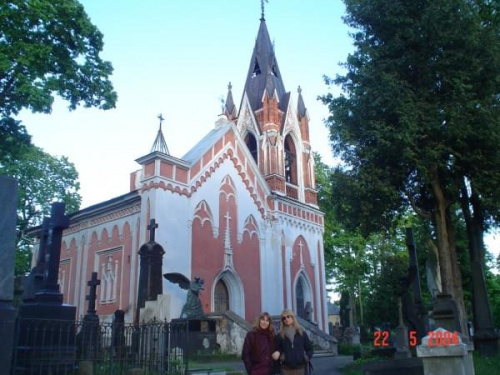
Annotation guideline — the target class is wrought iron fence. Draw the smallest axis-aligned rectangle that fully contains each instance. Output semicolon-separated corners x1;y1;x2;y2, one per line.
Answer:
11;317;189;375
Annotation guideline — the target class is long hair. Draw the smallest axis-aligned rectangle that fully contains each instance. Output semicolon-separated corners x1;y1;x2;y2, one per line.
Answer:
252;311;275;334
279;309;303;338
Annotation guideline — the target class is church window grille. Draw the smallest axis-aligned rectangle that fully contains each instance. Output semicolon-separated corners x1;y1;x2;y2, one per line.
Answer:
284;135;297;184
244;132;258;164
252;59;261;77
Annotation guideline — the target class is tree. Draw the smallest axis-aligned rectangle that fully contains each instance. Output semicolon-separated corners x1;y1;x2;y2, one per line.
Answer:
0;0;117;159
1;145;81;274
321;0;500;334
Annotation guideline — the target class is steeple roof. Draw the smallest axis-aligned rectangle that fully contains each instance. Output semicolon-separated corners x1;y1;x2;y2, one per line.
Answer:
242;19;287;112
150;114;169;155
297;86;307;120
224;82;236;118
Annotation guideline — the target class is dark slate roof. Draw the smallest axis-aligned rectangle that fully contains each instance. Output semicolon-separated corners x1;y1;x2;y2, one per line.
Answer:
225;82;236;116
242;19;287;112
297;86;307;120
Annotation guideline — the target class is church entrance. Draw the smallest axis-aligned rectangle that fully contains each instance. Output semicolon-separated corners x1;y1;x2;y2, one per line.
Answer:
214;279;229;312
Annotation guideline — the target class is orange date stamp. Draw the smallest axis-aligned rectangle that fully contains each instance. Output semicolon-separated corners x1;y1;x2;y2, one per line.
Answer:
373;330;459;347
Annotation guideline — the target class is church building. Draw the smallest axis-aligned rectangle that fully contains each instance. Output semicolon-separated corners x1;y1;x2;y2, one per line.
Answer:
38;16;328;332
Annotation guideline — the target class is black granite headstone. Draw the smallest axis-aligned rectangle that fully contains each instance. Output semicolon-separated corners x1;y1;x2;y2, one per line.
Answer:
136;218;165;323
112;310;126;359
22;217;50;302
16;202;77;374
0;176;18;374
76;272;101;359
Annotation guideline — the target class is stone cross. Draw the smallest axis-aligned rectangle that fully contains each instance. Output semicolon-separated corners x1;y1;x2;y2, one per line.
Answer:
45;203;70;289
148;218;158;242
298;240;304;267
223;211;234;269
86;272;100;315
37;202;69;303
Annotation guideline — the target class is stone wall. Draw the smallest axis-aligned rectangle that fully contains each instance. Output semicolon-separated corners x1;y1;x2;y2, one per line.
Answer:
208;311;251;355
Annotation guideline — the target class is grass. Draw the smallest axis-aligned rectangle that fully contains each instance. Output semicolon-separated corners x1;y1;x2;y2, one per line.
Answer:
339;351;500;375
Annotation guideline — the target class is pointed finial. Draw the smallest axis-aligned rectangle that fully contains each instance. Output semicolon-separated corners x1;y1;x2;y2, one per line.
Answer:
219;95;225;114
297;85;302;94
157;113;164;130
260;0;268;21
228;81;232;91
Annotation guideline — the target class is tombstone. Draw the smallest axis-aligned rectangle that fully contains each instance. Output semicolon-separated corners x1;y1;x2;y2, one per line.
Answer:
400;228;428;340
394;297;411;359
416;328;474;375
430;294;461;333
16;202;77;374
136;218;165;323
22;217;50;302
112;310;126;359
76;272;102;359
0;176;18;374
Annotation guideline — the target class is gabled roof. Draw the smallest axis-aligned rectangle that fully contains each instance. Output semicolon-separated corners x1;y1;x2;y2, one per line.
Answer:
242;19;287;112
182;122;232;164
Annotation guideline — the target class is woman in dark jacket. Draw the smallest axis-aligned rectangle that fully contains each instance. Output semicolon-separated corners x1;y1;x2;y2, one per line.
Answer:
275;309;313;375
242;312;280;375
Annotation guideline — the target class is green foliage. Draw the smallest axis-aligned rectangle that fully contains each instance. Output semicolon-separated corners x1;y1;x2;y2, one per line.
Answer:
0;145;81;274
0;0;117;159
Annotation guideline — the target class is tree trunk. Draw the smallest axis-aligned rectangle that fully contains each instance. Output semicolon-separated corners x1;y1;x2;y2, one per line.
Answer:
460;181;496;340
430;166;467;334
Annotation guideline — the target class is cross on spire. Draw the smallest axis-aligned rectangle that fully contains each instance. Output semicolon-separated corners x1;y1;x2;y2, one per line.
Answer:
158;113;164;130
148;218;159;242
86;271;101;314
260;0;268;21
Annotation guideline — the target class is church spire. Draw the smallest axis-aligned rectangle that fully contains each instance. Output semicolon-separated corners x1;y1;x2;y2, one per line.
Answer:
150;114;170;154
224;82;237;121
242;15;286;114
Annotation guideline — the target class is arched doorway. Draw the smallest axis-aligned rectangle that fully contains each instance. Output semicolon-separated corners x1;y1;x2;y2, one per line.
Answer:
214;279;229;312
212;270;245;316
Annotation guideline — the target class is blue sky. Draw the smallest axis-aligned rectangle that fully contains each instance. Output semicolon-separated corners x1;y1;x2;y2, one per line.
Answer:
19;0;353;208
16;0;499;260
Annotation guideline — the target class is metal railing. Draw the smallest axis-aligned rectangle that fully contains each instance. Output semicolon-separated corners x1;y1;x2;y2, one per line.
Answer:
11;317;189;375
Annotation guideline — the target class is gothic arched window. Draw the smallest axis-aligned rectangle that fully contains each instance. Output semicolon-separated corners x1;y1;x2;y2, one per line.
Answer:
244;132;258;164
284;134;297;184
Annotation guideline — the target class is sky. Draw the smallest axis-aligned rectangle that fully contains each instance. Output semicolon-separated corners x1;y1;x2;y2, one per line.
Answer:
17;0;499;262
18;0;351;208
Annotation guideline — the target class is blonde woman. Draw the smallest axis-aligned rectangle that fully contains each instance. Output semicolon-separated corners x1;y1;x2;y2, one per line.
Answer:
275;309;313;375
242;312;280;375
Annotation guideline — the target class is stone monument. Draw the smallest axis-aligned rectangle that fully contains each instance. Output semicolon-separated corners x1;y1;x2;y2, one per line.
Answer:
417;328;475;375
0;176;18;374
16;202;77;374
76;272;102;359
136;218;165;323
21;217;50;302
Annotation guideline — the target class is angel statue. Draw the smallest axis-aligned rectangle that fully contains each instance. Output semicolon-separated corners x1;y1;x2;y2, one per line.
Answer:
163;272;205;318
